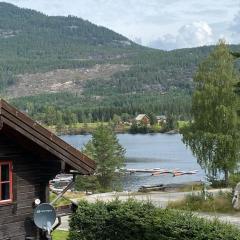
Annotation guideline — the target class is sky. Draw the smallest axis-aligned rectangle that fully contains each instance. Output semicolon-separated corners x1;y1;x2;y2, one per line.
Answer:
5;0;240;50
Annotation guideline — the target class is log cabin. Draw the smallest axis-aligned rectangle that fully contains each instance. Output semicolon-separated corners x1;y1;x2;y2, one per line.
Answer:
135;114;150;125
0;99;96;240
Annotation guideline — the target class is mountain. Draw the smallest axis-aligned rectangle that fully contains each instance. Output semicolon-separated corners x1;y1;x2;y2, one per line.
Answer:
0;3;239;124
0;2;139;74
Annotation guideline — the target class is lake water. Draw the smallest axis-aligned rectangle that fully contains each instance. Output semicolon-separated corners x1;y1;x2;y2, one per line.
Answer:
61;133;205;191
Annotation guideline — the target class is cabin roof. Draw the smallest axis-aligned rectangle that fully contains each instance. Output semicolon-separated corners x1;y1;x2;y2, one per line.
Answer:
135;114;149;121
0;99;95;175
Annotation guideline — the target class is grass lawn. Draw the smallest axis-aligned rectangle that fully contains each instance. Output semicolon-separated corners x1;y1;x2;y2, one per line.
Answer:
52;230;69;240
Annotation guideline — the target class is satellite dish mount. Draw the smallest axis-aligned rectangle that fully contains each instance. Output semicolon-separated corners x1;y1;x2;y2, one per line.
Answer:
33;171;81;239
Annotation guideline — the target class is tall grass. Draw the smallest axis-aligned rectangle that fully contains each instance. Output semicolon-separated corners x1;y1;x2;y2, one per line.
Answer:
168;191;236;213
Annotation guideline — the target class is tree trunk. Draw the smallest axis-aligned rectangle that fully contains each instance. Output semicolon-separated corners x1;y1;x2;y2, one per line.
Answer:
224;169;229;186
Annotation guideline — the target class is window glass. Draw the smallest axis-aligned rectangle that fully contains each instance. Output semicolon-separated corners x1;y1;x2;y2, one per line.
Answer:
1;183;10;200
1;164;9;182
0;162;12;202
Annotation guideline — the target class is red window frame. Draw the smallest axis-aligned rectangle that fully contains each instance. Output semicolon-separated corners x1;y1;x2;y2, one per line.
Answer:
0;161;13;204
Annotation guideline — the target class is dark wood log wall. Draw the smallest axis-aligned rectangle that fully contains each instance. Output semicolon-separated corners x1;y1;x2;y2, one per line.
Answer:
0;134;61;240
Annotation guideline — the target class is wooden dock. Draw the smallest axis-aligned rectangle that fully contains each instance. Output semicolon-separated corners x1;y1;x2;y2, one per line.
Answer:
124;168;198;177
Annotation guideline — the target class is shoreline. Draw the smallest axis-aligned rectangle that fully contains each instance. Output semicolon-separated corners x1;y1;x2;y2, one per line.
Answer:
46;124;179;136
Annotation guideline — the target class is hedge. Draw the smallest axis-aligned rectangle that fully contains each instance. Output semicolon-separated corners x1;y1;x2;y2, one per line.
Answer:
69;200;240;240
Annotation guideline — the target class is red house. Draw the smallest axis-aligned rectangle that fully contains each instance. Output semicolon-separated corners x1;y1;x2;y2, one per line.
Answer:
135;114;150;125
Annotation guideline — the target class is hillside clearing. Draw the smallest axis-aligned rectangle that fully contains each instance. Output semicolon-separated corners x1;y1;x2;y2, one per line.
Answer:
6;64;129;98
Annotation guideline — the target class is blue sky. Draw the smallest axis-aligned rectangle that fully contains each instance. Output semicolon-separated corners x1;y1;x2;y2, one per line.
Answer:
5;0;240;50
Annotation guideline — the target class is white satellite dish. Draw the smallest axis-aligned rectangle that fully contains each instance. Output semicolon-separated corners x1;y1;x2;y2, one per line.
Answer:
33;203;56;235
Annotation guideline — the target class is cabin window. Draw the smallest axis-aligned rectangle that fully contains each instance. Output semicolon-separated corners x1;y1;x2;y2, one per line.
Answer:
0;161;12;203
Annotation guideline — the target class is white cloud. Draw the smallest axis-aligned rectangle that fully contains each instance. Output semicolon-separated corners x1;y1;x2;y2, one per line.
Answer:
230;11;240;43
149;21;214;50
177;22;213;47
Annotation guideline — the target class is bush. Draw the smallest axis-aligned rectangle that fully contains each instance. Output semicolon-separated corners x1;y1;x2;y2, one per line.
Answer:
69;200;240;240
129;122;149;134
229;173;240;189
207;176;227;188
168;191;235;213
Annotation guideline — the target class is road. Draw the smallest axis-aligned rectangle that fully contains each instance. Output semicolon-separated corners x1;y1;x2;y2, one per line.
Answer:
57;188;240;231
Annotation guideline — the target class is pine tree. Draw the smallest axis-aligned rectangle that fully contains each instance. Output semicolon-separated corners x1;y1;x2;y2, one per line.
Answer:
231;52;240;96
84;124;125;190
182;41;240;184
148;112;157;126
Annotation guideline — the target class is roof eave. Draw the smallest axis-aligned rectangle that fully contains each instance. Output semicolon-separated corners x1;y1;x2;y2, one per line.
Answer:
0;99;96;175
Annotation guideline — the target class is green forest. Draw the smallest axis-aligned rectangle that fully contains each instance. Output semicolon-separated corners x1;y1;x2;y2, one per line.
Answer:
0;2;239;125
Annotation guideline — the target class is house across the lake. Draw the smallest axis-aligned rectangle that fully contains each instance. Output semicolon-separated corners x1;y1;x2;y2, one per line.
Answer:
156;115;167;125
135;114;150;125
0;99;95;240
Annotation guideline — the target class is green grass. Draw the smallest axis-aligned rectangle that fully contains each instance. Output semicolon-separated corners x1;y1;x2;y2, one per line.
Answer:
177;120;189;129
52;230;69;240
168;191;236;213
175;183;206;192
47;122;109;134
49;193;71;207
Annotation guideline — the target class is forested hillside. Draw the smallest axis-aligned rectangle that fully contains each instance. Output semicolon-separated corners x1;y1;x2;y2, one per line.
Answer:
0;2;239;124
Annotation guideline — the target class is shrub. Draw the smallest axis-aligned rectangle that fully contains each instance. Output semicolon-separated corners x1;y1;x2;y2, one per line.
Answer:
69;200;240;240
168;191;235;213
229;173;240;189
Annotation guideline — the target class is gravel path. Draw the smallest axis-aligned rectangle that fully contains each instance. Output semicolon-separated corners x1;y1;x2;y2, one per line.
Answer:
57;188;240;231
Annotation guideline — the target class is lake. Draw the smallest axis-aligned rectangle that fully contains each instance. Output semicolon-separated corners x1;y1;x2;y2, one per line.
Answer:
61;133;205;191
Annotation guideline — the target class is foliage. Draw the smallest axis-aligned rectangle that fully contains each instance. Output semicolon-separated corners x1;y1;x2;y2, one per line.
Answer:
168;191;235;214
112;114;121;126
69;199;240;240
148;112;157;125
129;122;150;134
229;173;240;189
235;81;240;96
11;90;192;125
177;120;189;129
161;114;177;132
83;125;125;190
181;41;240;183
231;52;240;117
208;177;227;188
75;175;100;193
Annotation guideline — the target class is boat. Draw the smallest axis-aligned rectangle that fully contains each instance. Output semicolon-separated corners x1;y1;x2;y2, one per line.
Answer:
151;168;181;176
173;170;198;177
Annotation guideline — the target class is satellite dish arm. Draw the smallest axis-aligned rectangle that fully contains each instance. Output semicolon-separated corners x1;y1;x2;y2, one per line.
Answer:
52;216;62;231
50;188;78;206
50;175;76;206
